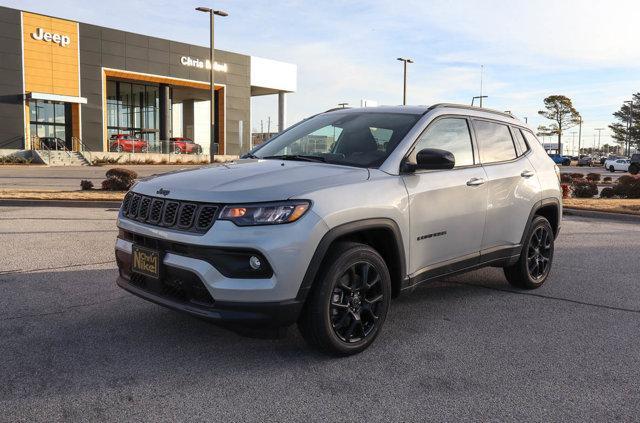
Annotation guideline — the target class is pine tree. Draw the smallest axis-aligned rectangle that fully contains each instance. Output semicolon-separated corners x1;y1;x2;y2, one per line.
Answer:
537;95;581;156
609;93;640;155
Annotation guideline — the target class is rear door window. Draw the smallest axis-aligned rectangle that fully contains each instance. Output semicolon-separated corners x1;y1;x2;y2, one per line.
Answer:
473;120;517;164
512;128;529;156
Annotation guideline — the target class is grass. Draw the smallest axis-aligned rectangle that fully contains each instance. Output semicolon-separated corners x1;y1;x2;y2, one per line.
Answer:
563;198;640;215
0;189;125;201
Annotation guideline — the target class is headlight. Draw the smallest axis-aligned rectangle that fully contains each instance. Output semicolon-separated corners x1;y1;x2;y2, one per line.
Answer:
219;200;311;226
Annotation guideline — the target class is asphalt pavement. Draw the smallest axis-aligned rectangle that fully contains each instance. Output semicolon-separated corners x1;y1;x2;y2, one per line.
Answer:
1;206;639;422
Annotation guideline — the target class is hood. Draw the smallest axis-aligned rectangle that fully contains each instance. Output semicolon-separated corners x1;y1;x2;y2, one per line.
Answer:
132;159;370;203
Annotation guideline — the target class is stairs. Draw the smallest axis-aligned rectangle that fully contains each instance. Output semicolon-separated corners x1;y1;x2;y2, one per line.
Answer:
35;150;91;166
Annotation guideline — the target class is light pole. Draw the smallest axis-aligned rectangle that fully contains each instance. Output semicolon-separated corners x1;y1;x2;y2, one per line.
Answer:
196;6;228;158
624;100;633;156
471;96;488;107
397;58;413;105
577;116;582;156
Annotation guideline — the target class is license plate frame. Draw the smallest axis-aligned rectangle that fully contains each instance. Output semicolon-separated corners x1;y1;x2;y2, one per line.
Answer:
131;245;162;279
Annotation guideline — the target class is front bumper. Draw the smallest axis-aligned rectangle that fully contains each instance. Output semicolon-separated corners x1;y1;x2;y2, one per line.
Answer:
115;210;328;326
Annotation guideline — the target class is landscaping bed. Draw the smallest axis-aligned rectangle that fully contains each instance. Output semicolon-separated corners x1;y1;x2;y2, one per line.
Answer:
563;198;640;216
0;189;125;201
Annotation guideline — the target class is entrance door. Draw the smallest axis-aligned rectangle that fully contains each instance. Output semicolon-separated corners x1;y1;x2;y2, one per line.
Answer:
402;117;488;278
29;100;71;149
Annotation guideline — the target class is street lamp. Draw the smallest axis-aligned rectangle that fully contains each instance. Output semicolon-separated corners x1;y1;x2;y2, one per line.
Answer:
196;6;228;159
624;100;633;156
595;128;604;152
397;57;413;105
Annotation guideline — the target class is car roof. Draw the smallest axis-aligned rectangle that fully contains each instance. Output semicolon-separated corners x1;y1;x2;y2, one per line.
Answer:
322;103;522;125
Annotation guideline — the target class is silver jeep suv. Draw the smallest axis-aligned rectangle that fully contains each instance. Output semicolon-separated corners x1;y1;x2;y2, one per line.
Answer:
115;104;562;355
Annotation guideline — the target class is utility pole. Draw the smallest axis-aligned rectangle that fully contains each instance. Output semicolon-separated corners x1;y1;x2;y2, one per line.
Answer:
196;6;228;159
524;117;528;124
577;117;583;156
480;64;484;107
267;116;271;138
396;58;413;105
595;128;604;153
260;120;264;142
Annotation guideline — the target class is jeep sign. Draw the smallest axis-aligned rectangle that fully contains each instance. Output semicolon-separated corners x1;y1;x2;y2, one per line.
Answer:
31;28;71;47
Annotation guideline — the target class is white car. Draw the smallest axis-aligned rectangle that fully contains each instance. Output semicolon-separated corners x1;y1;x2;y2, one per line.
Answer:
604;158;630;172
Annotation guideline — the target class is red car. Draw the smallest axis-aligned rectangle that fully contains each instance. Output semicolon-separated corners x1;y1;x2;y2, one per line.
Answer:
169;137;202;154
110;134;148;153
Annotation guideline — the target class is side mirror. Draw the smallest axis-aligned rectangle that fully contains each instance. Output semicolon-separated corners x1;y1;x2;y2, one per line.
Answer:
402;148;455;172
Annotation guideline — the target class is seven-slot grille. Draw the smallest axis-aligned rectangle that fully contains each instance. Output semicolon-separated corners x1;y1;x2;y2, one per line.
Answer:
121;192;218;233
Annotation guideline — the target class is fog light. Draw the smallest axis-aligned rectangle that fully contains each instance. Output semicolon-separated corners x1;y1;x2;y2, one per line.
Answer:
249;256;262;270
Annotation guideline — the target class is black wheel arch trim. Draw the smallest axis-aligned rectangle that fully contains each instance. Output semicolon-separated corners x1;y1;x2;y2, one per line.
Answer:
520;197;561;245
295;218;406;302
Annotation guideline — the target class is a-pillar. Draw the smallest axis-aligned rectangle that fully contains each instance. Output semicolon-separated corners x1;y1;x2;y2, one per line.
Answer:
278;92;287;132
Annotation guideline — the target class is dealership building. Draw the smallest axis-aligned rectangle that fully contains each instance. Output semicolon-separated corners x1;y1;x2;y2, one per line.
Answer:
0;6;296;156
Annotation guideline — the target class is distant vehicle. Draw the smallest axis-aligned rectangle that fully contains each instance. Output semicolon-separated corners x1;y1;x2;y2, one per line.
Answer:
169;137;203;155
600;156;607;165
629;154;640;175
577;155;593;167
604;158;630;172
110;134;148;153
548;153;571;166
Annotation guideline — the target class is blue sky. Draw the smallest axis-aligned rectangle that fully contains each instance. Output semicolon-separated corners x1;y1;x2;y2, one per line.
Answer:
5;0;640;150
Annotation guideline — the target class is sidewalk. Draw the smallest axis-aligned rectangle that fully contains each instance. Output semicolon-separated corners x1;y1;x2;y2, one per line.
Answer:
0;164;205;191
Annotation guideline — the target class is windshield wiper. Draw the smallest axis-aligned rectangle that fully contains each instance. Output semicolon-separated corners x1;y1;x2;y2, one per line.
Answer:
262;154;327;163
242;152;258;159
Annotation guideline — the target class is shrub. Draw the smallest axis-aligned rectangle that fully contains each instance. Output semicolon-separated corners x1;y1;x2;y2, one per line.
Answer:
572;181;598;198
571;172;584;179
92;156;121;165
102;167;137;191
586;172;601;182
603;176;612;183
0;155;32;164
101;178;130;191
600;187;615;198
560;173;573;183
613;175;640;199
80;180;94;190
561;183;571;199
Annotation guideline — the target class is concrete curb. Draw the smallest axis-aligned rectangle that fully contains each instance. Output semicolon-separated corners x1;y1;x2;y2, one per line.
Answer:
563;207;640;222
0;199;122;208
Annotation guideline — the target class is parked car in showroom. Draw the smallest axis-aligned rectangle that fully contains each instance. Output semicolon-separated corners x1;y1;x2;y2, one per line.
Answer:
548;153;571;166
169;137;203;155
115;104;562;356
577;155;593;166
110;134;148;153
604;157;631;172
629;154;640;175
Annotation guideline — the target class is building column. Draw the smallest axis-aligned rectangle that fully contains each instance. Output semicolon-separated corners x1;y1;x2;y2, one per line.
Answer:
278;92;287;132
182;99;195;140
159;84;171;141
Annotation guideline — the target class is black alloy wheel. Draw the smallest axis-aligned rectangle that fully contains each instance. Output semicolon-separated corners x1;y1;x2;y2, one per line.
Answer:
298;242;391;356
526;226;552;280
504;216;554;289
329;261;384;343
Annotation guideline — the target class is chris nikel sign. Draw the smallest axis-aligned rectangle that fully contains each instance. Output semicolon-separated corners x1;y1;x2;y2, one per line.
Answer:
180;56;228;72
31;27;71;47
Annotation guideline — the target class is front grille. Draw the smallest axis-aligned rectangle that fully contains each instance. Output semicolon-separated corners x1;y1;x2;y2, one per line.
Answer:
121;192;218;233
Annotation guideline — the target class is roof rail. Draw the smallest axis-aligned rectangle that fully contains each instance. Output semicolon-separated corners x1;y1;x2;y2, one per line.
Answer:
427;103;517;120
323;106;352;113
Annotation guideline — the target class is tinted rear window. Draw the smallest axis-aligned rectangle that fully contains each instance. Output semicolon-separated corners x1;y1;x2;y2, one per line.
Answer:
473;120;517;163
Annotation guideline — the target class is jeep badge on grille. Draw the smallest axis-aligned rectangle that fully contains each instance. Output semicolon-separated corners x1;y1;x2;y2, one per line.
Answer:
156;188;170;196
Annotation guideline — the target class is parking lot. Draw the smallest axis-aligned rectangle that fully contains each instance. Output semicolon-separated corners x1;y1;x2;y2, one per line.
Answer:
1;206;639;422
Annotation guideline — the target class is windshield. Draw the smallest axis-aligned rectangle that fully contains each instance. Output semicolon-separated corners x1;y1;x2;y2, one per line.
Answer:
253;112;421;168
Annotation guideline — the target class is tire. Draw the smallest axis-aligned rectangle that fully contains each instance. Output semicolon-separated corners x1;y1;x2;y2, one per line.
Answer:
630;164;639;175
115;144;123;153
504;216;555;290
609;166;615;172
298;242;391;356
174;146;182;155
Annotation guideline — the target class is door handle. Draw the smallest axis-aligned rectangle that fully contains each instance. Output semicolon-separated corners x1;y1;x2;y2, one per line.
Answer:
466;177;486;186
521;170;535;178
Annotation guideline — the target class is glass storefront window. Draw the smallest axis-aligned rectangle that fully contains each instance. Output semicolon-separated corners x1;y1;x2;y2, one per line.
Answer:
106;80;162;152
